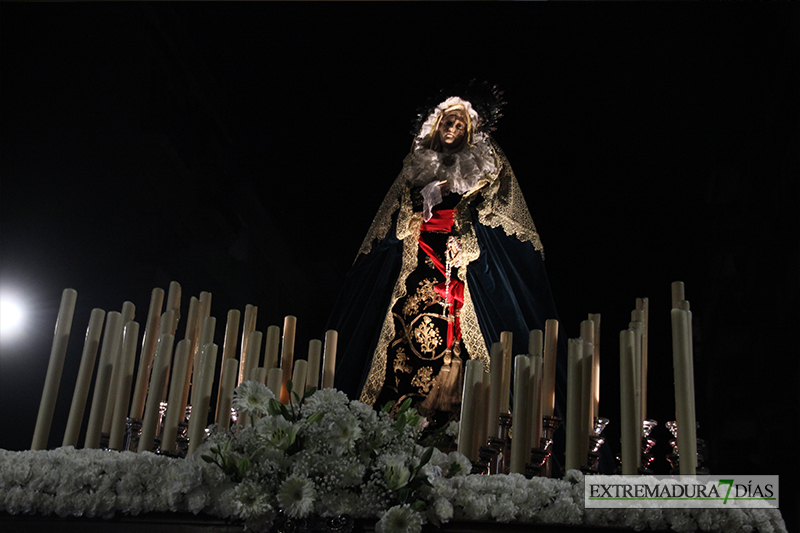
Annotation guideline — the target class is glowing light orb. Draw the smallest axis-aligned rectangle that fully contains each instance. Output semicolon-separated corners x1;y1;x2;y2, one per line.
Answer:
0;293;26;340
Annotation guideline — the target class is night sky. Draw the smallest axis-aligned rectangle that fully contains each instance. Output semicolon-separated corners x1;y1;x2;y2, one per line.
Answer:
1;3;798;528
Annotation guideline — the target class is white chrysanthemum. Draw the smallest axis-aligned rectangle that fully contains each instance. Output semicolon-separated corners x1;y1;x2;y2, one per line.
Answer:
232;479;273;520
376;504;423;533
232;380;275;417
277;475;315;518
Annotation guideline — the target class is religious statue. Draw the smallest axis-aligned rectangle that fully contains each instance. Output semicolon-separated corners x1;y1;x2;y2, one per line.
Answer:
328;85;566;435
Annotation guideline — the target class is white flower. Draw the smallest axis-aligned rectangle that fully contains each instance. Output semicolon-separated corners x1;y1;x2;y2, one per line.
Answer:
445;420;459;438
328;416;362;452
277;475;315;518
382;454;411;491
232;479;273;520
255;415;298;451
376;504;423;533
232;380;275;418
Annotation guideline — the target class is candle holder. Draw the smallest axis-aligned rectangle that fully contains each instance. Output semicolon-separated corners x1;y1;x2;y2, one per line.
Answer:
525;415;562;478
472;442;499;475
666;420;709;475
124;417;143;452
640;419;657;474
472;413;512;475
155;401;168;438
581;417;609;474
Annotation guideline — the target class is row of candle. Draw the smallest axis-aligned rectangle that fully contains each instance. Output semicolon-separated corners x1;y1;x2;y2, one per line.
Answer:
456;280;698;477
31;283;340;454
456;320;560;468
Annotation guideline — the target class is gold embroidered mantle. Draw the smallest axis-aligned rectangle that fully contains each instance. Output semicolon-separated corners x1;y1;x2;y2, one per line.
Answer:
358;140;544;406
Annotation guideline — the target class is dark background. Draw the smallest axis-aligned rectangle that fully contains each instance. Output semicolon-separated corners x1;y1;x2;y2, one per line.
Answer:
1;4;797;530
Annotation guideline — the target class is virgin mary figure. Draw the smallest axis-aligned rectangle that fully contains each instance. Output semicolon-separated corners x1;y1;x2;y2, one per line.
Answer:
328;87;566;435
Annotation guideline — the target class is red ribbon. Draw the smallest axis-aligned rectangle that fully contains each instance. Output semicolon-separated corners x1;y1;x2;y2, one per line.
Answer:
417;208;463;349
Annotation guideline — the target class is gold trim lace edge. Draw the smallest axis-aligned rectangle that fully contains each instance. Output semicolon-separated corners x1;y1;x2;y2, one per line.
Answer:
360;193;422;406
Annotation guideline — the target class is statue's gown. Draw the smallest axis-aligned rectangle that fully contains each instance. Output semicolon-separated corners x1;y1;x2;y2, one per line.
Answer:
327;140;568;450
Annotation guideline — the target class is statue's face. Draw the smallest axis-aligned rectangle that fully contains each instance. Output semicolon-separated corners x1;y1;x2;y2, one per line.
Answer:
436;112;468;149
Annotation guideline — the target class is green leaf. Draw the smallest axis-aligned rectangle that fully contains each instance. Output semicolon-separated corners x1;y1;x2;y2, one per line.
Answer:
292;390;302;405
306;412;325;424
268;398;283;416
200;454;215;464
279;403;293;420
303;386;317;399
286;379;293;395
419;446;434;468
398;397;412;413
412;500;426;512
381;401;394;413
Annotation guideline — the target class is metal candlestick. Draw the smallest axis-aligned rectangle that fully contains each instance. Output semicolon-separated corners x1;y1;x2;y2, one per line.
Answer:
124;417;143;452
666;420;709;475
471;413;512;475
581;417;609;474
525;415;562;478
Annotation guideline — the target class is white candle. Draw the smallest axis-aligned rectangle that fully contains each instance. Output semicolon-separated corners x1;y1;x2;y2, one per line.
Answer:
528;329;543;358
580;339;595;459
199;291;212;318
179;297;199;417
183;297;199;342
306;339;322;391
63;307;105;448
264;325;281;370
475;369;490;452
215;309;241;420
31;289;78;444
108;320;139;451
528;354;543;454
158;310;176;402
487;342;505;437
321;329;338;389
161;339;191;454
138;333;174;453
619;329;638;475
541;319;559;419
671;307;697;475
187;343;218;456
588;313;601;420
267;367;283;398
290;359;308;402
510;354;531;474
102;303;134;434
165;281;181;336
499;331;513;415
83;311;121;449
216;357;239;428
457;359;483;462
199;316;216;346
238;304;257;384
629;320;644;428
564;338;583;472
280;315;297;403
243;330;263;385
130;288;165;421
251;367;268;384
635;298;649;424
671;281;685;310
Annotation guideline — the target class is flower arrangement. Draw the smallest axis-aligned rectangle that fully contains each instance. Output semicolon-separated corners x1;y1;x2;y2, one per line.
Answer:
0;383;788;533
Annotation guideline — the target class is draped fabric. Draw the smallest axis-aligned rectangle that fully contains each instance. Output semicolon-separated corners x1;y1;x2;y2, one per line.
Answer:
327;139;568;450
